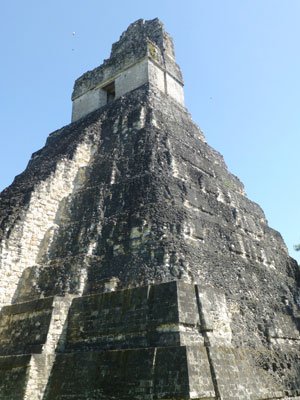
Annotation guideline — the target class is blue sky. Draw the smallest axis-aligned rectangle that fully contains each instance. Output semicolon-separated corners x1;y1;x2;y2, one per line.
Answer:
1;1;300;262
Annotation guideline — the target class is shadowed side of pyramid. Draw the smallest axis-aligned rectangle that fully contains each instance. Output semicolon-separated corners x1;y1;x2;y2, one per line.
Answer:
0;18;300;400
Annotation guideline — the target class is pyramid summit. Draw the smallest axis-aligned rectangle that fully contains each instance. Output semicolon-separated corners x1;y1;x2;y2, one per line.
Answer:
0;18;300;400
71;18;184;122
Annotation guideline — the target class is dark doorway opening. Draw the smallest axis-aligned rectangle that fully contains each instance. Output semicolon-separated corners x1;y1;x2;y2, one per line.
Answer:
103;81;115;103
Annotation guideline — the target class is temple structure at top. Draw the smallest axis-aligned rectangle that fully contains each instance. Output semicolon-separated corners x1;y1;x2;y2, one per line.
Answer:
71;18;184;122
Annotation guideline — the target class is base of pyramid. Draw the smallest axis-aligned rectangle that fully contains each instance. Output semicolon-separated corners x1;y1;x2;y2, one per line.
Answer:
0;281;300;399
41;345;288;400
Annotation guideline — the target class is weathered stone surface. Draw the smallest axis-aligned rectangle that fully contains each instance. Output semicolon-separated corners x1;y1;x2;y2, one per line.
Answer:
0;295;73;399
64;281;202;352
5;80;296;354
0;355;31;400
0;297;54;356
0;17;300;399
43;346;215;400
208;346;281;399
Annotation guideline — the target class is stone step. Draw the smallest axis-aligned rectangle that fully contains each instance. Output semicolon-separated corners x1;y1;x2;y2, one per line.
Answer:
64;281;232;352
43;346;215;400
0;296;74;356
0;355;31;400
0;296;74;399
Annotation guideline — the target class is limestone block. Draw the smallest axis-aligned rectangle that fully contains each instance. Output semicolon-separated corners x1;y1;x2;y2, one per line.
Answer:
154;346;214;399
44;348;157;399
0;295;73;358
148;281;189;348
267;312;300;343
0;355;31;400
0;297;54;356
148;60;165;93
72;87;107;122
176;281;204;346
166;73;184;106
208;346;282;400
44;346;215;400
63;281;205;352
115;59;149;98
186;346;215;399
66;285;150;351
197;285;232;346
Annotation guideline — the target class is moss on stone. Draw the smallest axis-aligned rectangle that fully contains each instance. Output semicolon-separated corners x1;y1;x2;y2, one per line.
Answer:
148;41;158;61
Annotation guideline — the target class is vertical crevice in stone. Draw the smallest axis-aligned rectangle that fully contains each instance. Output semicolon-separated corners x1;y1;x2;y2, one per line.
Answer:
151;346;157;396
195;284;221;400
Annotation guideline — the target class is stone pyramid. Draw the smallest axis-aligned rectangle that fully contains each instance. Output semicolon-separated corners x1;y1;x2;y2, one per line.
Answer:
0;18;300;400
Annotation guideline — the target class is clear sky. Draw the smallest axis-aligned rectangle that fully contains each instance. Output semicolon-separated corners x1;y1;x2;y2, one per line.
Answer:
1;1;300;262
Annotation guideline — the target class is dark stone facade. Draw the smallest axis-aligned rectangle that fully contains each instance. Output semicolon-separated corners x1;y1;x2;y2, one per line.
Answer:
0;18;300;399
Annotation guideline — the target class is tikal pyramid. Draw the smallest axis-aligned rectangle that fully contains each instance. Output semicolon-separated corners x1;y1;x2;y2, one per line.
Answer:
0;18;300;400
